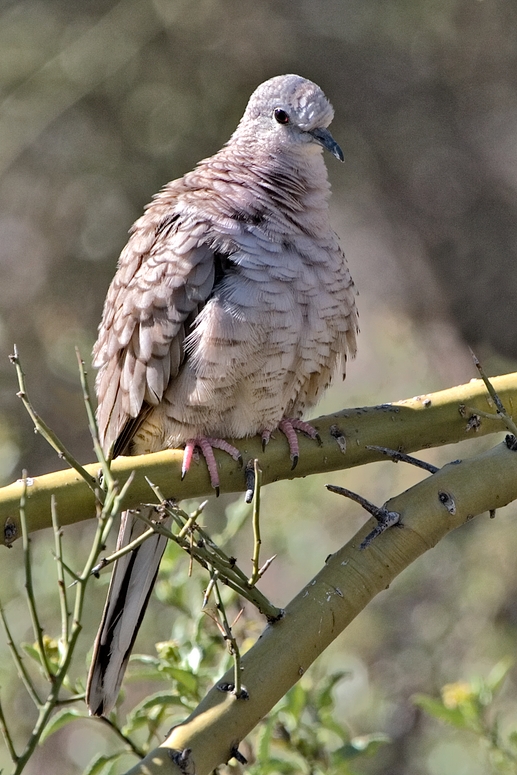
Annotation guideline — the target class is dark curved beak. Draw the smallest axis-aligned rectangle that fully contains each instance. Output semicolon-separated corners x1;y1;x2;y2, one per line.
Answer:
309;127;344;162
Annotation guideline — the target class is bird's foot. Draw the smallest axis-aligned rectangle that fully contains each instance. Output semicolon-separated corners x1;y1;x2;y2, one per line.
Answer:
262;418;322;470
182;437;242;496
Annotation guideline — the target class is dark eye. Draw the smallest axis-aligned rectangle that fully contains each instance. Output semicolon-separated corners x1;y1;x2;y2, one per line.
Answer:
274;108;290;125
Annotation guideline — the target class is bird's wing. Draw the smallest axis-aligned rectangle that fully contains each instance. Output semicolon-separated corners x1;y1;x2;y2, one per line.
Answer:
93;204;217;456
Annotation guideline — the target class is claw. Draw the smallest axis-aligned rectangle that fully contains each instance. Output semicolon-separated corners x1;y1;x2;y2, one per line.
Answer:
261;429;272;451
181;437;241;492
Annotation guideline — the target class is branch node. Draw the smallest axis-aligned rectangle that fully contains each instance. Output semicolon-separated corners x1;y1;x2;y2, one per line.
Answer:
216;682;249;700
360;510;402;549
505;434;517;451
168;747;195;775
438;490;456;515
4;518;17;547
329;424;347;454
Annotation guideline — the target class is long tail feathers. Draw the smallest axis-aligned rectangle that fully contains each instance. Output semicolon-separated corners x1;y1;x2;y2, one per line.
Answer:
86;509;170;716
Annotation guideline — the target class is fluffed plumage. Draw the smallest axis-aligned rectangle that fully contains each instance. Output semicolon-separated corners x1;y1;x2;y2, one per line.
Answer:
86;74;358;716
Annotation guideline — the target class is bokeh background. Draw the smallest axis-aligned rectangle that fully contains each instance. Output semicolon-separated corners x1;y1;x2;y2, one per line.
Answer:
1;0;517;773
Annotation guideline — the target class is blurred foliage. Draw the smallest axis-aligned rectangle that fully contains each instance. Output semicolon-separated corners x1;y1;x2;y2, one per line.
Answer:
1;1;517;773
414;660;517;774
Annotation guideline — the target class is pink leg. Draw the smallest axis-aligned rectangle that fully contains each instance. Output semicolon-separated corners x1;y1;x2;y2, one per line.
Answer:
181;437;242;496
264;418;322;470
278;419;300;467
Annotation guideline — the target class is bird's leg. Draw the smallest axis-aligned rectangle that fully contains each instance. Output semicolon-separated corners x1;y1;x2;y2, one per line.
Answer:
181;437;242;495
262;418;322;470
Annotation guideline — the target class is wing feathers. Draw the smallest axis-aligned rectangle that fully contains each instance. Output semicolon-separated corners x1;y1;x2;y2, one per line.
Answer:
94;213;216;452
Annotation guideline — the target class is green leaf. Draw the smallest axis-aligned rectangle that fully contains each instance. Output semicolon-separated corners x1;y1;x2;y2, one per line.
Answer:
125;691;188;731
161;666;199;694
83;752;124;775
256;716;276;761
413;694;469;729
507;730;517;750
283;682;307;724
334;733;390;760
487;658;514;694
20;642;41;663
39;708;86;743
316;671;350;710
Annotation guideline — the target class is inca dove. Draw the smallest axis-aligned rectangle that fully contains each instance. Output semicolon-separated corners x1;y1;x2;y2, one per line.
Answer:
86;74;358;716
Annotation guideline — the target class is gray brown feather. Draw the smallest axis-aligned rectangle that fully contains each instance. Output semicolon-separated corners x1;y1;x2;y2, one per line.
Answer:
87;74;359;716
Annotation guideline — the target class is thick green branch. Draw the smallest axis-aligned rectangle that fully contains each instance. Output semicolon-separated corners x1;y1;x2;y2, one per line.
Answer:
1;374;516;545
124;436;517;774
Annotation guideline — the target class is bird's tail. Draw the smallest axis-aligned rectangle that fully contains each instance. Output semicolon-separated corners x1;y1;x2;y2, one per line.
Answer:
86;508;170;716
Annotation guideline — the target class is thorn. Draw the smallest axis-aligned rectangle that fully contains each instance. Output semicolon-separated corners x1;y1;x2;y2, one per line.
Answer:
326;483;401;548
366;445;439;474
231;746;248;765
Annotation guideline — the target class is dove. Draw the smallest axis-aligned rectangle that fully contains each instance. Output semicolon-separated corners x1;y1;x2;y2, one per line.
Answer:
86;74;358;716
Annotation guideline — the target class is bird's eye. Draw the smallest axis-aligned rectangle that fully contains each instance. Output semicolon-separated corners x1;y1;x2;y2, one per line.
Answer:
274;108;290;125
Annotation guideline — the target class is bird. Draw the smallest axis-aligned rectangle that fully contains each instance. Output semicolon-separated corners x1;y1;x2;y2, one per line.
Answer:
86;74;358;716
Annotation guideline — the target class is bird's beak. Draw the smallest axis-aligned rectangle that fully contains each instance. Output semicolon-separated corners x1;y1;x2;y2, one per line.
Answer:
309;127;344;162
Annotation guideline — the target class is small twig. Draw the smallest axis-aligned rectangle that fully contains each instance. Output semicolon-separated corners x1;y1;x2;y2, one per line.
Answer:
143;483;282;620
213;577;243;699
0;697;18;763
188;530;194;577
257;555;277;579
19;473;53;682
248;460;262;586
55;693;85;705
98;715;146;759
75;348;114;493
52;555;81;584
366;445;439;474
203;574;218;608
1;362;152;773
0;605;42;707
326;484;392;522
51;496;70;644
470;349;517;436
244;459;255;503
91;525;156;576
177;500;208;539
10;346;97;492
460;405;499;421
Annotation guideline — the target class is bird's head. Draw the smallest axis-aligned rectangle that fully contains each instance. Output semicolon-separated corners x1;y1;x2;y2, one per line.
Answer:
233;74;344;162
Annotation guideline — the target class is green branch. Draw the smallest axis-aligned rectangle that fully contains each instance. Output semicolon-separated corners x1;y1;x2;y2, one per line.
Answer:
1;373;515;545
123;434;517;774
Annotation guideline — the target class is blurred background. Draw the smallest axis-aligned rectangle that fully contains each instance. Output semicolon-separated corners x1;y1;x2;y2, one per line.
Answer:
1;0;517;773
